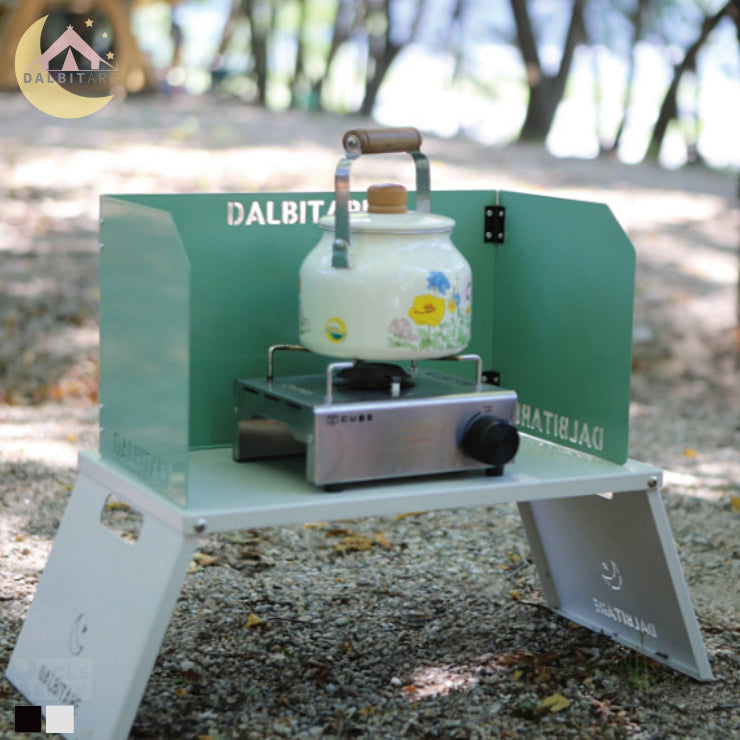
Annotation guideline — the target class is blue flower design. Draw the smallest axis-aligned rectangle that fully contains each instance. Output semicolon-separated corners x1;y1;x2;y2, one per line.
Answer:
427;271;450;295
453;291;461;306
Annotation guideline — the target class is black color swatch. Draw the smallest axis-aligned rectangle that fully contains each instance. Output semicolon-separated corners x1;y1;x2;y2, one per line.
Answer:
14;704;42;732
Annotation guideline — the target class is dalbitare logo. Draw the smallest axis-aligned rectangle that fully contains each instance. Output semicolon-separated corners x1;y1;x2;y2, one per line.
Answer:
15;14;117;119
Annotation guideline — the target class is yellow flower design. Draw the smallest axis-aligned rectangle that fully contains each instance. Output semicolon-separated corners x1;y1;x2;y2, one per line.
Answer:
408;294;445;326
448;299;456;312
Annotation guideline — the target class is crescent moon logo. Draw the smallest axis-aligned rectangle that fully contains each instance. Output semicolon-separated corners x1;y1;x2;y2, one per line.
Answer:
15;15;114;119
69;612;89;655
601;560;623;591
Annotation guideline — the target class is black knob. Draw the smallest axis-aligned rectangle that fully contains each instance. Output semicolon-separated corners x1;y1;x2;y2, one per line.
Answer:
461;415;520;467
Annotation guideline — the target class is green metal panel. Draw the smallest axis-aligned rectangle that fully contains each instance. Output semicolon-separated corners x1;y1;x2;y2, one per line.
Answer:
99;197;190;505
493;191;635;463
426;191;497;370
98;188;635;507
102;191;500;455
164;193;332;448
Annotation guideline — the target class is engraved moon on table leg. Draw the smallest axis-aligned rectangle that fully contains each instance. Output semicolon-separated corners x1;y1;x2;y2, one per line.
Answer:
68;612;89;656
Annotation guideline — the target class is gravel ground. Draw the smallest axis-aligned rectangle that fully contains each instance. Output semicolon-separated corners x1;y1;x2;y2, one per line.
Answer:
0;94;738;739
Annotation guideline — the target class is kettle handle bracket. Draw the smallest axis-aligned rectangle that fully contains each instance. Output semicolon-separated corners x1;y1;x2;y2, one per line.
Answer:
332;127;431;268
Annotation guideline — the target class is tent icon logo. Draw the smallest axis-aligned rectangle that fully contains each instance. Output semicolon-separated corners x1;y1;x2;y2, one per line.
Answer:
15;14;117;119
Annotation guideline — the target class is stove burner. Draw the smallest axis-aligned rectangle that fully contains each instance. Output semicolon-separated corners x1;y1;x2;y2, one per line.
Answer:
336;362;414;391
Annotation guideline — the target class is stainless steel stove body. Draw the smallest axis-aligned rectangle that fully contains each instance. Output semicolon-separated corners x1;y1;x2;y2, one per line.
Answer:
233;348;519;490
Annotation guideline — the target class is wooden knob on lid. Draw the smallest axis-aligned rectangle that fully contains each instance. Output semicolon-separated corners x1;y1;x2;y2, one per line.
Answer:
367;183;408;214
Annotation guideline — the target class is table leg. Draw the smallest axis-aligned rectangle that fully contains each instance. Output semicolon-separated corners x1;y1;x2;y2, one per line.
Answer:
518;489;713;681
6;467;197;739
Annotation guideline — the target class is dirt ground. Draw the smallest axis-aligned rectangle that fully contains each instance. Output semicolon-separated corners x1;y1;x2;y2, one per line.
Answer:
0;94;738;739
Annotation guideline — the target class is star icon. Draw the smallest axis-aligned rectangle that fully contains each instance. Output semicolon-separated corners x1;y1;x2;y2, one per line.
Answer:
85;19;93;27
102;32;108;38
107;51;115;60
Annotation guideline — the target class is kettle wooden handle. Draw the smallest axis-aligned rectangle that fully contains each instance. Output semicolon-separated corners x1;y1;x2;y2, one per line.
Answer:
332;127;429;267
343;127;422;154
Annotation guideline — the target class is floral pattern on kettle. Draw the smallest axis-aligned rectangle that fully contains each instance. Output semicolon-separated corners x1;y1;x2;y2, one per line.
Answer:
408;294;446;326
388;271;471;352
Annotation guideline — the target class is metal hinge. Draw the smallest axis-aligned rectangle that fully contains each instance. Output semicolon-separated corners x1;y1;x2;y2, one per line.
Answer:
484;205;506;244
483;370;501;386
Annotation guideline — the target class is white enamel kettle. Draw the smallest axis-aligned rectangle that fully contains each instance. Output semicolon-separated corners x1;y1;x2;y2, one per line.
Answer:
298;127;472;361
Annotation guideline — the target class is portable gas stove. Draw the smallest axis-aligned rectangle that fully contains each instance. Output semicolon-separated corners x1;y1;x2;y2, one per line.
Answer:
233;345;519;490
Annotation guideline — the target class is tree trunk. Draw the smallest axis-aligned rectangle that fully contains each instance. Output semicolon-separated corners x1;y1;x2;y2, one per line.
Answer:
449;0;466;83
359;40;400;116
512;0;586;142
210;0;242;82
312;0;357;105
609;0;649;153
358;0;428;117
290;0;310;108
647;0;738;160
244;0;272;106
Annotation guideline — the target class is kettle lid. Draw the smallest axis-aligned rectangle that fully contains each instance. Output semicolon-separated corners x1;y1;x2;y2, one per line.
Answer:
319;182;454;235
367;183;408;214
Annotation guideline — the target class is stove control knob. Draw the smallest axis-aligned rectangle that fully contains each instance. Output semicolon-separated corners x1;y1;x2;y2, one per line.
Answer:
461;415;520;467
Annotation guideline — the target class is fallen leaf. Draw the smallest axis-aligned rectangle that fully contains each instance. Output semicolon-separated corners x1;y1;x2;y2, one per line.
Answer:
533;666;551;683
245;613;264;629
303;521;329;530
394;511;424;520
730;496;740;512
509;589;521;601
238;548;274;567
222;532;264;545
359;705;375;716
325;527;353;537
683;448;697;459
537;693;571;714
373;532;394;549
334;533;374;552
192;552;219;567
106;499;132;511
178;668;203;683
512;669;523;681
496;651;527;667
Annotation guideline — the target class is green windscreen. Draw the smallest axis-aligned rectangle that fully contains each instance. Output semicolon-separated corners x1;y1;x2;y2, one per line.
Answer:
492;191;635;463
99;197;190;504
99;189;635;504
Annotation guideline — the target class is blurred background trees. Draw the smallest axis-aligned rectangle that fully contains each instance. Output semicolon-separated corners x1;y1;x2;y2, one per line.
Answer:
0;0;738;170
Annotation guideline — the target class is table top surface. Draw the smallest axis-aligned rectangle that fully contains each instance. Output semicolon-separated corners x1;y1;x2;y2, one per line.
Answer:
79;436;662;534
